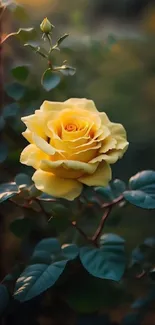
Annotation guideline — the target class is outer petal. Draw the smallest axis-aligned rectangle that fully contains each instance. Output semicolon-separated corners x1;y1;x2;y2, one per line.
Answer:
21;112;46;139
109;123;129;150
40;159;98;178
32;170;83;200
79;162;112;186
20;144;48;169
64;98;98;112
22;129;33;144
40;100;65;112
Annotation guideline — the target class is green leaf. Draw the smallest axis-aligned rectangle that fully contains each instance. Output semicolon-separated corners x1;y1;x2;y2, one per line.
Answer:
49;215;70;232
3;103;20;119
3;265;22;283
11;65;29;81
41;69;61;91
38;193;56;201
124;170;155;209
0;285;9;315
34;238;61;255
61;244;79;260
15;173;32;188
57;33;69;46
95;179;126;202
14;260;68;301
10;217;34;238
0;182;19;203
80;234;126;281
0;142;8;163
58;65;76;76
5;83;26;101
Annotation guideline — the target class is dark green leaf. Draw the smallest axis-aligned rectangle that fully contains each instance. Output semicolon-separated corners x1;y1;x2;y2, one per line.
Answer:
41;69;61;91
38;193;56;201
3;103;20;118
15;173;32;188
95;179;125;203
58;65;76;76
10;217;34;238
11;65;29;81
5;83;26;101
3;265;22;283
61;244;79;260
34;238;61;255
14;260;68;301
124;170;155;209
0;285;9;315
0;182;19;203
57;33;69;46
0;142;8;163
80;234;126;281
49;215;70;232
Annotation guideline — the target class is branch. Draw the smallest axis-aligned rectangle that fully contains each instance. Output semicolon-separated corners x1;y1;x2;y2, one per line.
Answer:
71;221;95;246
92;206;112;243
101;195;124;208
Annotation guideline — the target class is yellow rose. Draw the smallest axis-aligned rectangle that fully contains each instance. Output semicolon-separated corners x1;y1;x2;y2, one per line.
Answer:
20;98;129;200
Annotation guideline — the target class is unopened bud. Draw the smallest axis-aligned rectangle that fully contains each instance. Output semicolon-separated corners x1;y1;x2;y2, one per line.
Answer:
40;17;54;34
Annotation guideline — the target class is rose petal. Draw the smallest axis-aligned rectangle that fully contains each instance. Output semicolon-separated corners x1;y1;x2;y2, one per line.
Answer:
64;98;98;112
40;159;98;178
22;129;33;144
33;134;64;156
99;136;117;153
32;169;83;200
20;144;48;169
79;162;112;186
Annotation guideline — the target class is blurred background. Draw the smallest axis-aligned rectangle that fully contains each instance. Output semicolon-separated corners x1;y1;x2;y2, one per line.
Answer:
1;1;155;322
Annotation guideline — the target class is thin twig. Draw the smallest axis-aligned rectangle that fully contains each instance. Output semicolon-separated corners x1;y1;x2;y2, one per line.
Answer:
92;206;112;243
72;221;94;245
102;195;124;208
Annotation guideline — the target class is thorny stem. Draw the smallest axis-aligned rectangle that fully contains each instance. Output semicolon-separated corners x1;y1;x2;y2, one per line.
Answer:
102;195;124;208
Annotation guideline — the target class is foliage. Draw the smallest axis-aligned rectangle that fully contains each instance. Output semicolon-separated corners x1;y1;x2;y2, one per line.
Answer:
1;3;155;325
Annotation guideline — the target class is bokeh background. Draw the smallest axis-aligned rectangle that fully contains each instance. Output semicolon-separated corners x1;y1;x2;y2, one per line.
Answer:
1;1;155;323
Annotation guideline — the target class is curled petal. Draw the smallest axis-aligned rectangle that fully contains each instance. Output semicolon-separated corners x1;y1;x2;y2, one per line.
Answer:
20;144;48;169
33;134;64;156
79;162;112;186
22;129;33;144
40;159;98;178
32;169;83;200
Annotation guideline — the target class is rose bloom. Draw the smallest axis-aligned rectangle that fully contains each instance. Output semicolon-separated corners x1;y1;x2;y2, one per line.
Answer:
20;98;129;200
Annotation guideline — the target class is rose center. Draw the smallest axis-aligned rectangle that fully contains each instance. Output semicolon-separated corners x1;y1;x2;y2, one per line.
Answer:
65;123;77;132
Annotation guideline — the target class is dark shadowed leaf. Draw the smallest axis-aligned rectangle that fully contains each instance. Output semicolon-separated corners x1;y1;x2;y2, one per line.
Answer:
15;173;32;188
5;83;26;101
10;217;34;238
34;238;61;255
57;33;69;46
3;103;20;118
41;69;61;91
0;182;19;203
11;65;29;81
124;170;155;209
80;234;126;281
0;142;8;163
14;260;68;301
0;285;9;315
61;244;79;260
